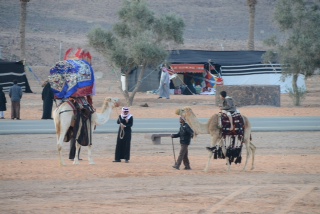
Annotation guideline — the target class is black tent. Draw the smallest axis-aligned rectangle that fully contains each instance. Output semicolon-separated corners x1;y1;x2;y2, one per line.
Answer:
0;60;33;93
167;50;266;65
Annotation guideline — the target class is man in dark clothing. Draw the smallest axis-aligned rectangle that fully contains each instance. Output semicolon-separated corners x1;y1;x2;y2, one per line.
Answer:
41;80;54;119
113;107;133;163
171;116;194;170
69;138;82;161
9;79;22;120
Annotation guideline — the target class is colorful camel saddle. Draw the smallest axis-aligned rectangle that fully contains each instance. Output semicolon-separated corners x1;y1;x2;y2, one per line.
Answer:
206;142;243;165
205;112;245;165
48;60;95;99
219;112;245;138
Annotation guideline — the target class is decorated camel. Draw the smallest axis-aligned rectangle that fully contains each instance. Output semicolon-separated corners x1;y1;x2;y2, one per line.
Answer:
176;107;256;172
53;97;119;166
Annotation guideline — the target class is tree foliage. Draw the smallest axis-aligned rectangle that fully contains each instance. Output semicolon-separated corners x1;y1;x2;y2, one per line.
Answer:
264;0;320;106
88;0;185;106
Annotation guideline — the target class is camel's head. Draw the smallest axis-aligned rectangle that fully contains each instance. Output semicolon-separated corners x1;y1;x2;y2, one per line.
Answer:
175;107;192;118
104;97;120;108
175;107;199;137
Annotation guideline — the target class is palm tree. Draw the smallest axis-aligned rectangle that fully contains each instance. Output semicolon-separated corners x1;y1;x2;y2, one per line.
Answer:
20;0;30;63
247;0;257;50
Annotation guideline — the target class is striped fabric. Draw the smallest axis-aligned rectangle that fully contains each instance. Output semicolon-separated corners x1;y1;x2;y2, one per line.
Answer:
221;64;282;76
0;61;33;93
220;63;305;94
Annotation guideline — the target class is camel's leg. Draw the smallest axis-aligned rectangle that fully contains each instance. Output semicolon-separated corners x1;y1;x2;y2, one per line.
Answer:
54;114;66;166
242;137;252;172
87;145;95;164
242;143;250;171
53;111;66;166
54;104;74;166
217;137;230;172
249;142;256;170
221;142;231;172
204;151;213;173
87;122;95;165
73;142;81;165
57;131;66;166
204;135;222;173
242;118;255;171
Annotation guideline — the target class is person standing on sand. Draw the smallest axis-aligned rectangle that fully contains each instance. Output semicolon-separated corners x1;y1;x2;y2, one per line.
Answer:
41;80;54;119
171;116;194;170
9;79;22;120
158;64;171;99
0;86;7;119
113;107;133;163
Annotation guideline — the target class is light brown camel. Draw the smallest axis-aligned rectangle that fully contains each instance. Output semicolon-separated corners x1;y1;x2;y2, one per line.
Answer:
176;107;256;172
53;97;119;166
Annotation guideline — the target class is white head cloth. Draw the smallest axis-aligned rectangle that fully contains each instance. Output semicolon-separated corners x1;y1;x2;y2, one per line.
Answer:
121;107;132;119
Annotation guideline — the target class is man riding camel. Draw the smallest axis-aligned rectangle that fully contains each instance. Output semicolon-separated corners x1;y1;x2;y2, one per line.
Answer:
219;91;237;131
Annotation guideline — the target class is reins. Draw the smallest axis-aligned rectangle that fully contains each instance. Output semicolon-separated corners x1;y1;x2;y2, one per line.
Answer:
59;110;74;115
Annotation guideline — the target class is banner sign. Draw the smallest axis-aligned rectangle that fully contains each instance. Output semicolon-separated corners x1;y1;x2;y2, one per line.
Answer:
171;64;204;73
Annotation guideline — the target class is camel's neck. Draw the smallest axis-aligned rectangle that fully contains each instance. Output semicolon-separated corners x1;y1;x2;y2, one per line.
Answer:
94;104;113;125
185;115;209;135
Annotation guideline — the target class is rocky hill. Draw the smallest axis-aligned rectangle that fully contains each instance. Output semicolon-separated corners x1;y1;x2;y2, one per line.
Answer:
0;0;281;92
0;0;280;65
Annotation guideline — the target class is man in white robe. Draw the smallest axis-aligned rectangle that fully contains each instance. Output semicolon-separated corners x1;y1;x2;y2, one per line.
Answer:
158;66;171;99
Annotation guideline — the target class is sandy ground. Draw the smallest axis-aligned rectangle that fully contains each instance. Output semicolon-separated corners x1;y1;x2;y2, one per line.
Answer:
0;132;320;213
0;77;320;213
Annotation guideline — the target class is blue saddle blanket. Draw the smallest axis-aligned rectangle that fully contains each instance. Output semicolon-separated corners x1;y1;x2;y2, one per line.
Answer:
48;60;95;99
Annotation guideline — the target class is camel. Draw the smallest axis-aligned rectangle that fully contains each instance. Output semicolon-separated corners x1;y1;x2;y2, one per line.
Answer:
53;97;119;166
176;107;256;172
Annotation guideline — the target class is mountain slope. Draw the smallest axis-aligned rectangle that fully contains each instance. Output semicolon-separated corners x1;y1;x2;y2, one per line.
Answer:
0;0;280;67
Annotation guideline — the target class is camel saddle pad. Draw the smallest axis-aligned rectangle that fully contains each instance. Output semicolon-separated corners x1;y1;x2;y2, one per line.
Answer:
221;112;244;137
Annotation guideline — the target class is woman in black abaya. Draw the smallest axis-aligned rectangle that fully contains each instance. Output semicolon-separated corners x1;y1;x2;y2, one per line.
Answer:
113;107;133;163
41;80;54;119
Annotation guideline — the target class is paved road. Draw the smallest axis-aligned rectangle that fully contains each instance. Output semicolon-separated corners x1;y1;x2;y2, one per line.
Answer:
0;117;319;135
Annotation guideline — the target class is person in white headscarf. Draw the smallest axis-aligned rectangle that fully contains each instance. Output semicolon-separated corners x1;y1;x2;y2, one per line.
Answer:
158;65;171;99
113;107;133;163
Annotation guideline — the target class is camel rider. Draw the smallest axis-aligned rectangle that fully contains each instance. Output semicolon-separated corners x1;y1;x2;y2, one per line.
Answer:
219;91;236;131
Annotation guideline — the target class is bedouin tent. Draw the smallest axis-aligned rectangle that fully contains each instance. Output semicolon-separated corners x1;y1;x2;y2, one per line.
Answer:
0;60;33;93
168;51;223;94
167;50;305;94
126;49;305;93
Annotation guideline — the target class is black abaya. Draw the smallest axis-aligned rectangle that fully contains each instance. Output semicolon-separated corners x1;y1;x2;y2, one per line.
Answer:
41;82;54;119
114;115;133;161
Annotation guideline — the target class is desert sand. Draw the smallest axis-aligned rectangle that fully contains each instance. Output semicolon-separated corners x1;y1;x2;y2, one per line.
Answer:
0;76;320;213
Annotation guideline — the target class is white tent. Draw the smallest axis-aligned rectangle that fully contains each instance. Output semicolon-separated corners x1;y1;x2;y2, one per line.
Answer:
221;63;306;94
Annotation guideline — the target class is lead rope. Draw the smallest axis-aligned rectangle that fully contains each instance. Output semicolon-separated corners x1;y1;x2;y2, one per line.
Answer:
119;123;125;139
116;109;125;139
117;115;126;139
